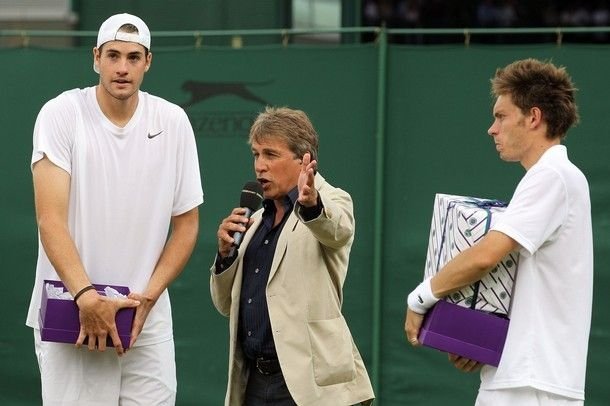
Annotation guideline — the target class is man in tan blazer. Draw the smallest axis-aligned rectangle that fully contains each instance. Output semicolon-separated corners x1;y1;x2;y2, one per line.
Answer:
210;107;374;405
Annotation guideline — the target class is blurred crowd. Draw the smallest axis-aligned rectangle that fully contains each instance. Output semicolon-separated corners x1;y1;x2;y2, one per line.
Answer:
362;0;610;43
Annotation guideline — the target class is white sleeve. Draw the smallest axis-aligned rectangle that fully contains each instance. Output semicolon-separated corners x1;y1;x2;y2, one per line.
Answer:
171;109;204;215
31;95;75;175
491;165;568;256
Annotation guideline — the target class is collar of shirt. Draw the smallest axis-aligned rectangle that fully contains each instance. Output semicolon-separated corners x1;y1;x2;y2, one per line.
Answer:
261;186;298;227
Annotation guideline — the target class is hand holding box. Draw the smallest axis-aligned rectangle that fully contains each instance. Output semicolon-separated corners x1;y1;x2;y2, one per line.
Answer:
39;280;135;349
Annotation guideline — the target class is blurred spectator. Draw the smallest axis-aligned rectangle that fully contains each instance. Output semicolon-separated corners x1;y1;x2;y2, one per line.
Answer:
362;0;397;41
396;0;421;28
592;0;610;41
497;0;518;27
361;0;610;44
395;0;423;43
477;0;499;27
560;4;591;26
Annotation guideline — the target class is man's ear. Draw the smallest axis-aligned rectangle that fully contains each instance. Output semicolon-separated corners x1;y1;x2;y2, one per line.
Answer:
92;47;100;70
528;106;543;129
145;52;152;72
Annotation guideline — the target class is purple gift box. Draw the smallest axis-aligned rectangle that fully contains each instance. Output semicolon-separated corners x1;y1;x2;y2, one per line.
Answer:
39;279;135;349
418;193;519;366
419;300;509;366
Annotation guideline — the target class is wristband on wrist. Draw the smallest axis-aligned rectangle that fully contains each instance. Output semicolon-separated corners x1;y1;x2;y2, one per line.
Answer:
73;285;96;304
407;278;439;315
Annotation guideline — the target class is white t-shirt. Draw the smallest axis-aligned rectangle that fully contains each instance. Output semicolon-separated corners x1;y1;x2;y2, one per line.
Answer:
480;145;593;400
27;87;204;346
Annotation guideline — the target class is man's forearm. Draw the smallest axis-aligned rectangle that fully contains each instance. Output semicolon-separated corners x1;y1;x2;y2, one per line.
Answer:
34;157;91;297
39;217;92;297
430;247;492;299
144;207;199;301
431;231;518;299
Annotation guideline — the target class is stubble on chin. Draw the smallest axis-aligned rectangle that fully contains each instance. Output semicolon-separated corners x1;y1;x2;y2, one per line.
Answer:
103;83;137;101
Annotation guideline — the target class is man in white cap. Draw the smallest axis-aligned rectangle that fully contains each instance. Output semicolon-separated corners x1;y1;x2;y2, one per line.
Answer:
27;13;203;405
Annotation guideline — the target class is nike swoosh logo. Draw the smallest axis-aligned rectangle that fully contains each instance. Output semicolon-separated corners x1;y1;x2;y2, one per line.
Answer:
147;130;163;139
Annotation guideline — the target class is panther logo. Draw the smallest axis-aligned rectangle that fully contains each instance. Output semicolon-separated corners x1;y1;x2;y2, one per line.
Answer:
180;80;270;109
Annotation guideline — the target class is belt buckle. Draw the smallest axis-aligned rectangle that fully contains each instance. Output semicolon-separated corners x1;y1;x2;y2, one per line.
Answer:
255;357;270;375
255;357;280;375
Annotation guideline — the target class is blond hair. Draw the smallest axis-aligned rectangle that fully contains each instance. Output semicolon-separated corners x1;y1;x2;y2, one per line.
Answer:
249;106;319;162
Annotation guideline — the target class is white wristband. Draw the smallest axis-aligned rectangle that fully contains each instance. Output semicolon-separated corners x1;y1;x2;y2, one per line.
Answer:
407;278;439;315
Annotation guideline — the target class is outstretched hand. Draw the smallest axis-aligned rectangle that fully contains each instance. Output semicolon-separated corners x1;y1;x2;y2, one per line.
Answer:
297;152;318;207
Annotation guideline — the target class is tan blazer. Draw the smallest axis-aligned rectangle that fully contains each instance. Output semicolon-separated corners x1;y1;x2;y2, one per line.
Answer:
210;173;374;406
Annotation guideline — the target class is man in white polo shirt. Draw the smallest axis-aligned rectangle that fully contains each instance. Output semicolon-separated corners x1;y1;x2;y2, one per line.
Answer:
27;13;203;405
405;58;593;405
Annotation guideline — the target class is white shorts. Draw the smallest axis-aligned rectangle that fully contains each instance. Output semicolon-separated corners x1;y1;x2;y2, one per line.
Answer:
34;329;176;406
475;386;583;406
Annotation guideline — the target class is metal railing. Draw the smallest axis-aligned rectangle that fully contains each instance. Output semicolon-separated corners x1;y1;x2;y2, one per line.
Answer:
3;26;610;47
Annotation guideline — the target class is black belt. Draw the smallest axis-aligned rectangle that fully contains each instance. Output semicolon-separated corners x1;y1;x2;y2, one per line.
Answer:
252;357;282;375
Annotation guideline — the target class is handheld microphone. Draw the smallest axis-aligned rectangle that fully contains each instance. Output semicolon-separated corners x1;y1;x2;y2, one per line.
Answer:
229;181;264;257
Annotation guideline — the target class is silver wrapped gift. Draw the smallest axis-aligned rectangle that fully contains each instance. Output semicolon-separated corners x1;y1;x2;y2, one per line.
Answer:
424;193;519;315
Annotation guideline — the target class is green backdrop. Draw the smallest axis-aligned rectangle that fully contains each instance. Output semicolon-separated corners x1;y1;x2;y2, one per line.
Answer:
1;41;608;405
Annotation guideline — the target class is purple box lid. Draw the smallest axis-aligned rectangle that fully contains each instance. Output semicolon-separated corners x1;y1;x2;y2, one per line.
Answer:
39;279;135;349
419;300;509;367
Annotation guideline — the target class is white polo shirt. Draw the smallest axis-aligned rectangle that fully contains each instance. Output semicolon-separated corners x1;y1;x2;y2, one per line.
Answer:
480;145;593;400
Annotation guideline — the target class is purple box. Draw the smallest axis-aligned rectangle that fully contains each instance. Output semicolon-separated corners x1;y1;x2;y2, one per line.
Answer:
419;300;509;366
39;280;135;349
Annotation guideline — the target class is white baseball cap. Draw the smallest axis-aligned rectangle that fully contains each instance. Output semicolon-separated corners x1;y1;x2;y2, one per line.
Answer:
94;13;151;73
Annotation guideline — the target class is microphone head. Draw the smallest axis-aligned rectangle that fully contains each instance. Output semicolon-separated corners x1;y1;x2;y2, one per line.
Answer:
240;181;264;210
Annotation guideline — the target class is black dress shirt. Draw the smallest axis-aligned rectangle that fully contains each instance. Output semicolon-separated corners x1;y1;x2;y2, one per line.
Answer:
238;187;298;360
